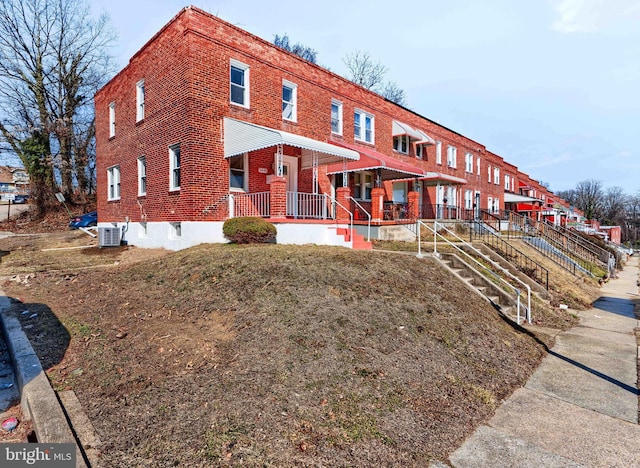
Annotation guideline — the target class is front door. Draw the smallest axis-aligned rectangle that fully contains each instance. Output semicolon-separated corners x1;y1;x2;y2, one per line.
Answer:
281;155;298;216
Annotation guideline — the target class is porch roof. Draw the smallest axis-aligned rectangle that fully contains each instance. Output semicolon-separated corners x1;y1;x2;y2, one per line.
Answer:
223;118;360;167
325;141;426;179
418;172;467;185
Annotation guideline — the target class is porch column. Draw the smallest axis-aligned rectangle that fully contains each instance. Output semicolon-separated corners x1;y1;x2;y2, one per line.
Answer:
408;190;420;220
270;176;287;220
371;187;384;222
335;186;351;221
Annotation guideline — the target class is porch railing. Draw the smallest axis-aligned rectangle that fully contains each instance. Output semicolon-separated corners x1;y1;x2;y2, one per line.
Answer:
420;204;472;220
348;196;371;242
229;192;270;218
286;192;332;219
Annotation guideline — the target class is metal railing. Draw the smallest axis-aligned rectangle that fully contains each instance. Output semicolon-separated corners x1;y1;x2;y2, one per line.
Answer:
420;204;471;220
469;220;549;290
229;192;270;218
417;220;531;324
286;192;331;219
509;212;603;275
348;196;371;242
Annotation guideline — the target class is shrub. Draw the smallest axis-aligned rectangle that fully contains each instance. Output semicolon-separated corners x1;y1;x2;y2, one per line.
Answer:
223;217;277;244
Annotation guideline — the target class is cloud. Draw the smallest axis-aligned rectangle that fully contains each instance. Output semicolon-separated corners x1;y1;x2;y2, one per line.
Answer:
550;0;640;33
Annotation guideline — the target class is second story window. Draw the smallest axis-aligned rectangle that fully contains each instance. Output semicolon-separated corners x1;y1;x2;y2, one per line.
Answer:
282;80;297;121
393;135;409;154
169;144;180;191
465;152;473;173
136;79;145;122
476;156;481;176
416;144;425;159
447;145;457;168
109;102;116;138
230;59;249;107
138;156;147;196
505;174;510;191
436;141;442;165
494;167;500;185
331;99;343;135
354;110;374;143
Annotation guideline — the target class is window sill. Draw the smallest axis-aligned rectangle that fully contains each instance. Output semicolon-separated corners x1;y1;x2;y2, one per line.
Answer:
108;135;115;141
283;118;297;124
135;118;145;126
169;188;180;193
107;198;121;202
230;102;250;110
230;188;247;193
354;139;375;146
138;193;147;198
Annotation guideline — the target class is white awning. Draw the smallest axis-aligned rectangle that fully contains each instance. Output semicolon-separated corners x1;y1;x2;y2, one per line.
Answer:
223;118;359;167
504;193;543;204
416;129;435;145
392;121;422;140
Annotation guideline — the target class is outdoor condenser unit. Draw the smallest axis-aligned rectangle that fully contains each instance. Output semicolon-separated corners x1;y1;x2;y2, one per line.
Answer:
98;227;121;247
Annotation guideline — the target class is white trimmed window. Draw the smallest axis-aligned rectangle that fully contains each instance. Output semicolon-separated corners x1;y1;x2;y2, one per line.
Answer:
494;167;500;185
169;144;180;191
488;165;492;183
446;186;456;206
436;141;442;165
446;145;457;168
464;190;473;210
354;109;374;143
107;166;120;200
511;176;515;192
109;102;116;138
229;153;248;191
353;172;373;200
282;80;297;121
331;99;343;135
493;197;500;214
230;59;249;107
138;156;147;196
505;174;510;191
136;79;145;122
488;196;493;211
476;156;480;175
465;152;473;173
416;144;425;159
393;135;409;154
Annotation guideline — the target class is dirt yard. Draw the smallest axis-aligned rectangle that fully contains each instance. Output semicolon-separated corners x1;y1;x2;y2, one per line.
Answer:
0;229;590;466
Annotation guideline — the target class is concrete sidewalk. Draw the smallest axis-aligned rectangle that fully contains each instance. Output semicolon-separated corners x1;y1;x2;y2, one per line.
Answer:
449;255;640;467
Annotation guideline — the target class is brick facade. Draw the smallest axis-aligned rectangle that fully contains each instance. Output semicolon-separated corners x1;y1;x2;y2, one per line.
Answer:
96;6;574;240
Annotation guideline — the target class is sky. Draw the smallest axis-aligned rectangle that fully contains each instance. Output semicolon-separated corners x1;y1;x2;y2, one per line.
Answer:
90;0;640;195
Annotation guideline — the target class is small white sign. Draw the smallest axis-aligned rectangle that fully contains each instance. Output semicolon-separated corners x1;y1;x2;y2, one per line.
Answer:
258;167;268;174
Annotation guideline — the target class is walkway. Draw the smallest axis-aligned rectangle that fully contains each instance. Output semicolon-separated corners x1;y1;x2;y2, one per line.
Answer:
449;255;640;467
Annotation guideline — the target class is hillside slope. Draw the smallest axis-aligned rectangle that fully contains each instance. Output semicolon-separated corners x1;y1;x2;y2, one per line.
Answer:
2;242;556;466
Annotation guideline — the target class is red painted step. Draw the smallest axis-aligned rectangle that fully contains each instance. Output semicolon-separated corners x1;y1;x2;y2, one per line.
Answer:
332;227;372;250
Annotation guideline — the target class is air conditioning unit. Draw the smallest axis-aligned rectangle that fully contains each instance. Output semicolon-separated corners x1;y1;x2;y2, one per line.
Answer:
98;227;121;247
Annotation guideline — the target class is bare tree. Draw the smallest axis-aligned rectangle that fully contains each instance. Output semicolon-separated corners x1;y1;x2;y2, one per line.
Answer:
380;81;407;106
601;186;627;225
574;179;604;220
342;51;407;105
273;34;317;63
343;51;388;90
556;189;577;206
0;0;114;214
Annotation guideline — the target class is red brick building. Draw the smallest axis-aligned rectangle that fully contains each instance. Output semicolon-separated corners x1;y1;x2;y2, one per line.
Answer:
95;6;576;250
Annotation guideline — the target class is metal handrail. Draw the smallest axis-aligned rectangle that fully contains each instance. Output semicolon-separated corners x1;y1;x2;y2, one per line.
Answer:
470;220;549;290
328;194;354;249
417;220;531;324
347;196;371;242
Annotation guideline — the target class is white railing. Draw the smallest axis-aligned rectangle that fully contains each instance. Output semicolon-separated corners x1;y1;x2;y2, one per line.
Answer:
229;192;270;218
347;196;371;242
286;192;331;219
417;220;531;324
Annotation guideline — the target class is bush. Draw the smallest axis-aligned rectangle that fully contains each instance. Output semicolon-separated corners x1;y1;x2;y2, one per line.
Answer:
223;217;277;244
